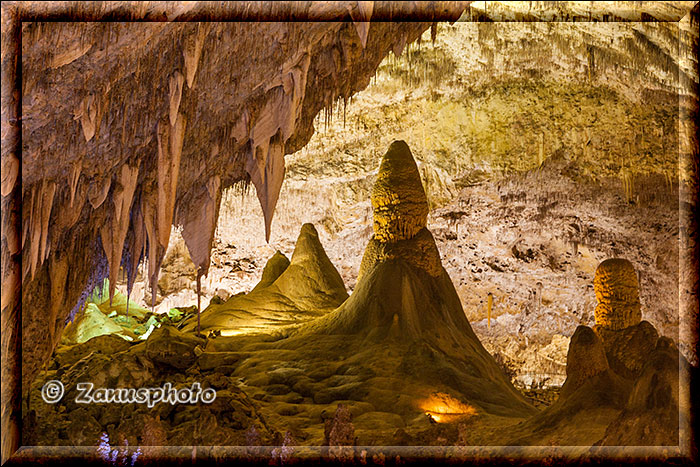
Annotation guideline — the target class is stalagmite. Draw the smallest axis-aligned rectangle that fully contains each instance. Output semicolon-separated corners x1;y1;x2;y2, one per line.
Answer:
560;325;610;397
593;258;642;330
358;142;441;280
13;14;485;445
371;140;428;243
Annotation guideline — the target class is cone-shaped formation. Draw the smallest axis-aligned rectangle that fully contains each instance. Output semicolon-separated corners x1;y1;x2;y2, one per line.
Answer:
560;325;610;398
184;223;347;334
288;142;535;418
252;251;290;292
593;258;641;330
507;322;631;445
273;223;349;310
371;140;429;243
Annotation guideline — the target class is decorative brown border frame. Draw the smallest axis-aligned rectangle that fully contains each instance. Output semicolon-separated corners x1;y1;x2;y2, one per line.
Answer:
1;1;698;465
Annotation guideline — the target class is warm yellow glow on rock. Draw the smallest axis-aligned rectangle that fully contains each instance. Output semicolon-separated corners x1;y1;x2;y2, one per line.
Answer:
593;258;641;330
219;329;248;337
371;140;429;243
419;392;476;423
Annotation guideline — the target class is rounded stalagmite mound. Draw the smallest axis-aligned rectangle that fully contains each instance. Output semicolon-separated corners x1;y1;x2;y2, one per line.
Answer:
560;325;610;398
252;250;290;292
593;258;641;330
371;140;429;243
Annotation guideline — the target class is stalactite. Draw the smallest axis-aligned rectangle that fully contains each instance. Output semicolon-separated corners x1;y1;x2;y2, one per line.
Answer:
100;164;139;304
343;95;347;129
36;181;56;273
26;190;40;280
75;93;98;142
156;113;186;250
66;238;109;325
168;71;184;127
142;191;162;310
88;176;111;209
393;33;406;57
48;253;69;344
180;175;221;277
487;293;493;329
348;1;373;49
183;23;208;89
246;134;286;242
1;152;19;197
69;164;81;208
125;198;146;297
57;180;86;231
196;274;202;335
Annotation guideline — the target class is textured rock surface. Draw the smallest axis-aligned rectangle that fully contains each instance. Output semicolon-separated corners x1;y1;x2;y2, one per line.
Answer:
25;332;272;448
359;227;442;279
593;258;642;330
144;325;205;370
251;251;290;292
371;140;429;243
593;320;659;380
559;325;610;399
594;337;687;447
289;141;536;418
182;223;348;335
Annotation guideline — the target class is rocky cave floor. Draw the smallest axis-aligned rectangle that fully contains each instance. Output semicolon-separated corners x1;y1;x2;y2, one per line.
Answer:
23;155;690;458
